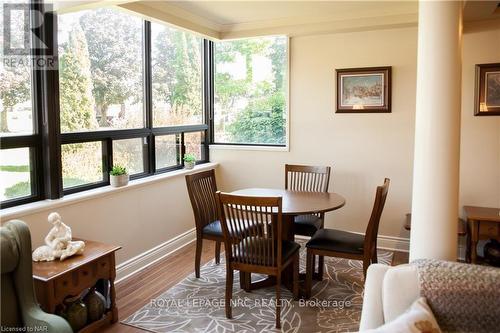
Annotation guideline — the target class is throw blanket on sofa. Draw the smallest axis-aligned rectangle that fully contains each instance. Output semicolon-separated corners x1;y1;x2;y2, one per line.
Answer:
413;259;500;333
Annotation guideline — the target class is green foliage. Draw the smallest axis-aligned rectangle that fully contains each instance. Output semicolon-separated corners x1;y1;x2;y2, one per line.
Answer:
183;154;196;163
0;165;30;172
4;181;30;199
110;165;127;176
79;8;143;125
59;22;96;132
215;36;287;144
152;25;202;123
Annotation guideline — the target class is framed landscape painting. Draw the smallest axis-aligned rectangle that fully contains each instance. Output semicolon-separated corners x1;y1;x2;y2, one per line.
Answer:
336;66;391;113
475;63;500;116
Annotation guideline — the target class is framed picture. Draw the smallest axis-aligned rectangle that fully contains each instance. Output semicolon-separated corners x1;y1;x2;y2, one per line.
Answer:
336;66;391;113
475;63;500;116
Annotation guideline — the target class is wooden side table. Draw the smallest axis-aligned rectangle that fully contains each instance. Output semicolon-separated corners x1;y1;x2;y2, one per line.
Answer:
464;206;500;264
33;239;121;332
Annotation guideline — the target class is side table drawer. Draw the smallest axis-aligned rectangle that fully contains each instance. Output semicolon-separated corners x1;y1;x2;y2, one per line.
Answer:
479;222;500;238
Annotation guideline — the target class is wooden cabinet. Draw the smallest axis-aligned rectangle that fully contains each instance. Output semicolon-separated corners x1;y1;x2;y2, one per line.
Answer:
464;206;500;264
33;239;121;333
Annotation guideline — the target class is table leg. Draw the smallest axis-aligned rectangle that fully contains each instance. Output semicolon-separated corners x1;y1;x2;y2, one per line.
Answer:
109;254;118;323
470;220;478;264
281;215;295;292
466;219;472;263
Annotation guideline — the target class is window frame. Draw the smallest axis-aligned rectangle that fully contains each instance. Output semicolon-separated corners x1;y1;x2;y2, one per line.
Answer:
210;35;290;148
1;3;210;209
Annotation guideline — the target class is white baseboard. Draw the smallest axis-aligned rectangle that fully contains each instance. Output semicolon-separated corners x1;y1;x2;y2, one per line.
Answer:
115;228;196;284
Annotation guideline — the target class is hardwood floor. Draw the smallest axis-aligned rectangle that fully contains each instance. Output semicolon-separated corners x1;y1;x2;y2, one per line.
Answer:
103;241;409;332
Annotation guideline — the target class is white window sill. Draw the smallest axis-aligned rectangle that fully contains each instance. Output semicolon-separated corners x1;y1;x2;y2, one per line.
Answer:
209;144;289;152
0;162;218;221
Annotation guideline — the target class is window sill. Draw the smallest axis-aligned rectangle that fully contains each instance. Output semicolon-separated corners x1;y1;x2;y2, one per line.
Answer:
209;144;289;152
0;162;218;221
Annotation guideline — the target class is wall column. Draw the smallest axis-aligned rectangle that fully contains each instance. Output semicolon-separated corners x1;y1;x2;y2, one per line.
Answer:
410;1;462;261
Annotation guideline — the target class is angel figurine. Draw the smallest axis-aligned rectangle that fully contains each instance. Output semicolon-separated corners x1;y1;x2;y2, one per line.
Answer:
32;212;85;262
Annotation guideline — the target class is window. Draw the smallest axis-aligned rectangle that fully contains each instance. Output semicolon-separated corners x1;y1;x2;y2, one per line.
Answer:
58;9;144;132
113;138;145;175
0;148;32;201
62;142;103;189
184;131;204;161
0;1;41;208
214;36;288;145
151;22;203;127
155;135;180;169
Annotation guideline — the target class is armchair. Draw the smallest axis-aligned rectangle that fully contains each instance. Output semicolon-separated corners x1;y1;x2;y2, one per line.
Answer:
1;220;72;332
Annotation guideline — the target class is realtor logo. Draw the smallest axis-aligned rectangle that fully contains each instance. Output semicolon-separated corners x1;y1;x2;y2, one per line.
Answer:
2;3;55;69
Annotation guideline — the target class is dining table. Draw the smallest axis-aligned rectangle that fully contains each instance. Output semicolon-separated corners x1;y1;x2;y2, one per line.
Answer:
230;188;346;292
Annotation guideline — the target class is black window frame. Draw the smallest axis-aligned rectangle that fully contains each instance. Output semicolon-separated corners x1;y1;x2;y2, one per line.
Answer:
1;2;212;209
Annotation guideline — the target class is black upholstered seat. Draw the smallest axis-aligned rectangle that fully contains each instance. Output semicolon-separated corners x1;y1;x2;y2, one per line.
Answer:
294;214;322;236
202;220;223;237
233;237;301;265
306;229;364;254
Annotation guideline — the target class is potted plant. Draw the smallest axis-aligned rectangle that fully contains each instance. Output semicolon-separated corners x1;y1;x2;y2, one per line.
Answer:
183;154;196;170
109;165;129;187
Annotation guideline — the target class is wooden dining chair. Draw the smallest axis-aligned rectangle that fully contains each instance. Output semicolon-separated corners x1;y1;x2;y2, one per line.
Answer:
216;192;300;329
304;178;390;298
285;164;331;278
185;169;223;278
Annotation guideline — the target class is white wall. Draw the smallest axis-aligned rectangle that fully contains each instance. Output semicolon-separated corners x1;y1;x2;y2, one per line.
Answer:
212;23;500;249
460;21;500;212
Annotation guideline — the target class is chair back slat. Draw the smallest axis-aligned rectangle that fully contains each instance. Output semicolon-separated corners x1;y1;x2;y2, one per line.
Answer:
217;193;282;268
364;178;390;256
285;164;331;193
185;170;218;230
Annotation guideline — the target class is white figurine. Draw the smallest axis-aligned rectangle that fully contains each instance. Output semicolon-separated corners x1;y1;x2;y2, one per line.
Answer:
32;212;85;262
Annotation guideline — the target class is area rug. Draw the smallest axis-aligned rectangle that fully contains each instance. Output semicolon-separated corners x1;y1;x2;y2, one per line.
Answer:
122;242;393;333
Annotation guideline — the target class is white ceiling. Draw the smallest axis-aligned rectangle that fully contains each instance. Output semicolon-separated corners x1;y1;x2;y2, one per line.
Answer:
54;0;500;40
166;1;418;26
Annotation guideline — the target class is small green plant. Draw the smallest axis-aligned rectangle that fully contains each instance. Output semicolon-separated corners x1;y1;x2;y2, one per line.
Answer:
110;165;127;176
183;154;196;163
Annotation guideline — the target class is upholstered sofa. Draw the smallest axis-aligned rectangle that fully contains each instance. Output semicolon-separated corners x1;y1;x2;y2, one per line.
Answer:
1;220;72;332
360;259;500;332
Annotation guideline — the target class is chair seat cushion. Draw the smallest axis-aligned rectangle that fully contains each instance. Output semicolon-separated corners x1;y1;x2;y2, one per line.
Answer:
294;214;322;236
306;228;365;254
202;220;223;237
233;237;300;265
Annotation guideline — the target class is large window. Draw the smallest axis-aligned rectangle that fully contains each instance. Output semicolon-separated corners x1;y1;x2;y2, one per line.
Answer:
214;36;288;145
0;1;40;207
56;8;208;193
151;22;203;127
0;4;209;209
58;9;144;132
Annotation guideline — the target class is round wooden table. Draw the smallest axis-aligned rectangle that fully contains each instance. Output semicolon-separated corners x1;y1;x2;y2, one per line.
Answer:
232;188;346;219
230;188;346;293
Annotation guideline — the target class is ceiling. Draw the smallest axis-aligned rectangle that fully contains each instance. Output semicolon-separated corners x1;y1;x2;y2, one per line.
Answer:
54;0;500;40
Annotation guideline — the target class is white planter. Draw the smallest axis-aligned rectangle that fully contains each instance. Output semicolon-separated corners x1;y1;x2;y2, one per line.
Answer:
184;161;195;170
110;174;129;187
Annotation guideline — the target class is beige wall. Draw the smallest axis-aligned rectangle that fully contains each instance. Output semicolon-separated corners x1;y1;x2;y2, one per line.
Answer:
212;23;500;246
460;21;500;212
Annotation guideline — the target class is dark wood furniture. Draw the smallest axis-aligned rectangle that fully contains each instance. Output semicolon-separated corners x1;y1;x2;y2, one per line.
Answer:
285;164;331;279
304;178;390;298
464;205;500;263
231;188;345;290
404;213;467;236
32;239;121;333
185;169;223;278
216;192;300;329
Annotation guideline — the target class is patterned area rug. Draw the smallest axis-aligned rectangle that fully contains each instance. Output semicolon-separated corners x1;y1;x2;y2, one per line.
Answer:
123;242;393;333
